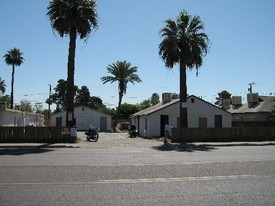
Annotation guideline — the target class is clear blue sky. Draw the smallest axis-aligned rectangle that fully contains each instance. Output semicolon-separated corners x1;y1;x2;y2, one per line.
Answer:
0;0;274;109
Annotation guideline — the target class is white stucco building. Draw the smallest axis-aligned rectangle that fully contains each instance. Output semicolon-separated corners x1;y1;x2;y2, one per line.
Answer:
51;106;112;131
0;103;44;126
131;94;232;137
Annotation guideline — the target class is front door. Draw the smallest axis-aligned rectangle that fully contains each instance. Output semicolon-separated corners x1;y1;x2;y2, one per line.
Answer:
199;117;207;128
100;116;107;132
215;115;223;128
56;117;62;128
160;115;169;137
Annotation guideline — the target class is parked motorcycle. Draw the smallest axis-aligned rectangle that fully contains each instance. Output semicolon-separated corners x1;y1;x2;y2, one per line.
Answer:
85;126;99;142
128;124;138;138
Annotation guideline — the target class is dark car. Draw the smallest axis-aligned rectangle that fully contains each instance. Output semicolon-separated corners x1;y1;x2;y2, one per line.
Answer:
118;122;130;130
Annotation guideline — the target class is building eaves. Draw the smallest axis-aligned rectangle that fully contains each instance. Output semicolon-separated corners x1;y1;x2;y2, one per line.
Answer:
132;99;179;117
132;94;232;117
2;108;42;117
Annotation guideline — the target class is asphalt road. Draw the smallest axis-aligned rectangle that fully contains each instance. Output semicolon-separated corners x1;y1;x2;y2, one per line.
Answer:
0;132;274;205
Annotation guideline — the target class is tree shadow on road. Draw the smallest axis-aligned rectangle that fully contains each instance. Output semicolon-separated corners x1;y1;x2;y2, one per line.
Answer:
151;143;217;152
0;144;79;156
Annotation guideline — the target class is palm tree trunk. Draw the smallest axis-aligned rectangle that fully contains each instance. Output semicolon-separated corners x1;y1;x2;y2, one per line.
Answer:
179;61;188;128
10;64;15;109
113;91;123;132
66;28;76;127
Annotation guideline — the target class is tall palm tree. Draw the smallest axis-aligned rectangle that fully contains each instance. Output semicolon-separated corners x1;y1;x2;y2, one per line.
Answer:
101;61;142;131
159;10;210;128
3;48;24;109
47;0;98;127
0;78;6;94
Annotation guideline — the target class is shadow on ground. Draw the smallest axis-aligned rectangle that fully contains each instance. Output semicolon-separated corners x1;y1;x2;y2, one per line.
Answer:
203;142;275;147
151;142;275;152
0;144;80;156
151;143;217;152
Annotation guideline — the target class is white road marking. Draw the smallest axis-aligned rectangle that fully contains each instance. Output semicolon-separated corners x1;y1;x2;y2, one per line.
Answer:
105;134;126;140
95;175;257;184
0;175;259;186
117;135;125;139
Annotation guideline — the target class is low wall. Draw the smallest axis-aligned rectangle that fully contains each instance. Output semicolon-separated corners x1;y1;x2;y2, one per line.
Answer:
172;127;275;142
0;127;76;143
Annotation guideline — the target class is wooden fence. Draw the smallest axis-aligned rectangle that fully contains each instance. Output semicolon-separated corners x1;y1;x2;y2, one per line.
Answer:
232;121;275;127
0;127;76;143
172;127;275;143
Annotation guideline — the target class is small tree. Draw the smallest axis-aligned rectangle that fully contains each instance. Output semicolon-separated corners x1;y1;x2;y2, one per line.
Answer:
33;103;43;114
0;78;6;94
75;86;91;106
136;99;151;111
48;79;78;112
0;95;10;106
215;90;232;106
150;93;160;105
171;93;179;99
15;100;33;113
75;86;104;109
119;103;139;119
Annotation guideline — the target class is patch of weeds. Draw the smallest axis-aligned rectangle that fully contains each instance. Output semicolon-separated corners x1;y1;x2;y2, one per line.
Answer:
149;136;172;143
75;137;82;143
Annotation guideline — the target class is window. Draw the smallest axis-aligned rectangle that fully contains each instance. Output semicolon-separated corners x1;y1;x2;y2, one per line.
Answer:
191;98;195;103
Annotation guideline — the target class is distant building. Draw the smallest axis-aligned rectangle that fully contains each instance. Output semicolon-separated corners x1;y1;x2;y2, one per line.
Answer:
51;106;112;131
227;94;275;123
0;102;44;126
131;94;232;138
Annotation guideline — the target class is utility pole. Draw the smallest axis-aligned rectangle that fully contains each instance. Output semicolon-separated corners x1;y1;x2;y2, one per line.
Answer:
248;82;255;94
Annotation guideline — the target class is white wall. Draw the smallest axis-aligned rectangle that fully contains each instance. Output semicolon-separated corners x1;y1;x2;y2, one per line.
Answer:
134;102;179;137
188;97;231;128
51;112;65;127
74;106;111;131
51;106;111;131
132;96;232;137
0;110;43;126
150;102;178;137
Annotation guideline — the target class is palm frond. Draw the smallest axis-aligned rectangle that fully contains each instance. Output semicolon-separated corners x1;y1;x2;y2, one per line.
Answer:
47;0;98;39
159;10;210;72
101;60;142;95
3;48;24;66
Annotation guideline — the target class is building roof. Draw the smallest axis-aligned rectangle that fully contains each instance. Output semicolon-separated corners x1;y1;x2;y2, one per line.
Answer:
227;96;275;114
51;105;112;117
132;95;231;117
1;108;43;117
132;98;179;117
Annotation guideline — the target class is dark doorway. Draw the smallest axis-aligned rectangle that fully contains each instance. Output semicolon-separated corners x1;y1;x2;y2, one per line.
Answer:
100;117;107;131
215;115;223;128
56;117;62;127
199;117;207;128
160;115;169;137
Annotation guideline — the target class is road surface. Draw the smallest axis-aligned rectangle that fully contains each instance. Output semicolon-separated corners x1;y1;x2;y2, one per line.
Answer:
0;132;274;205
